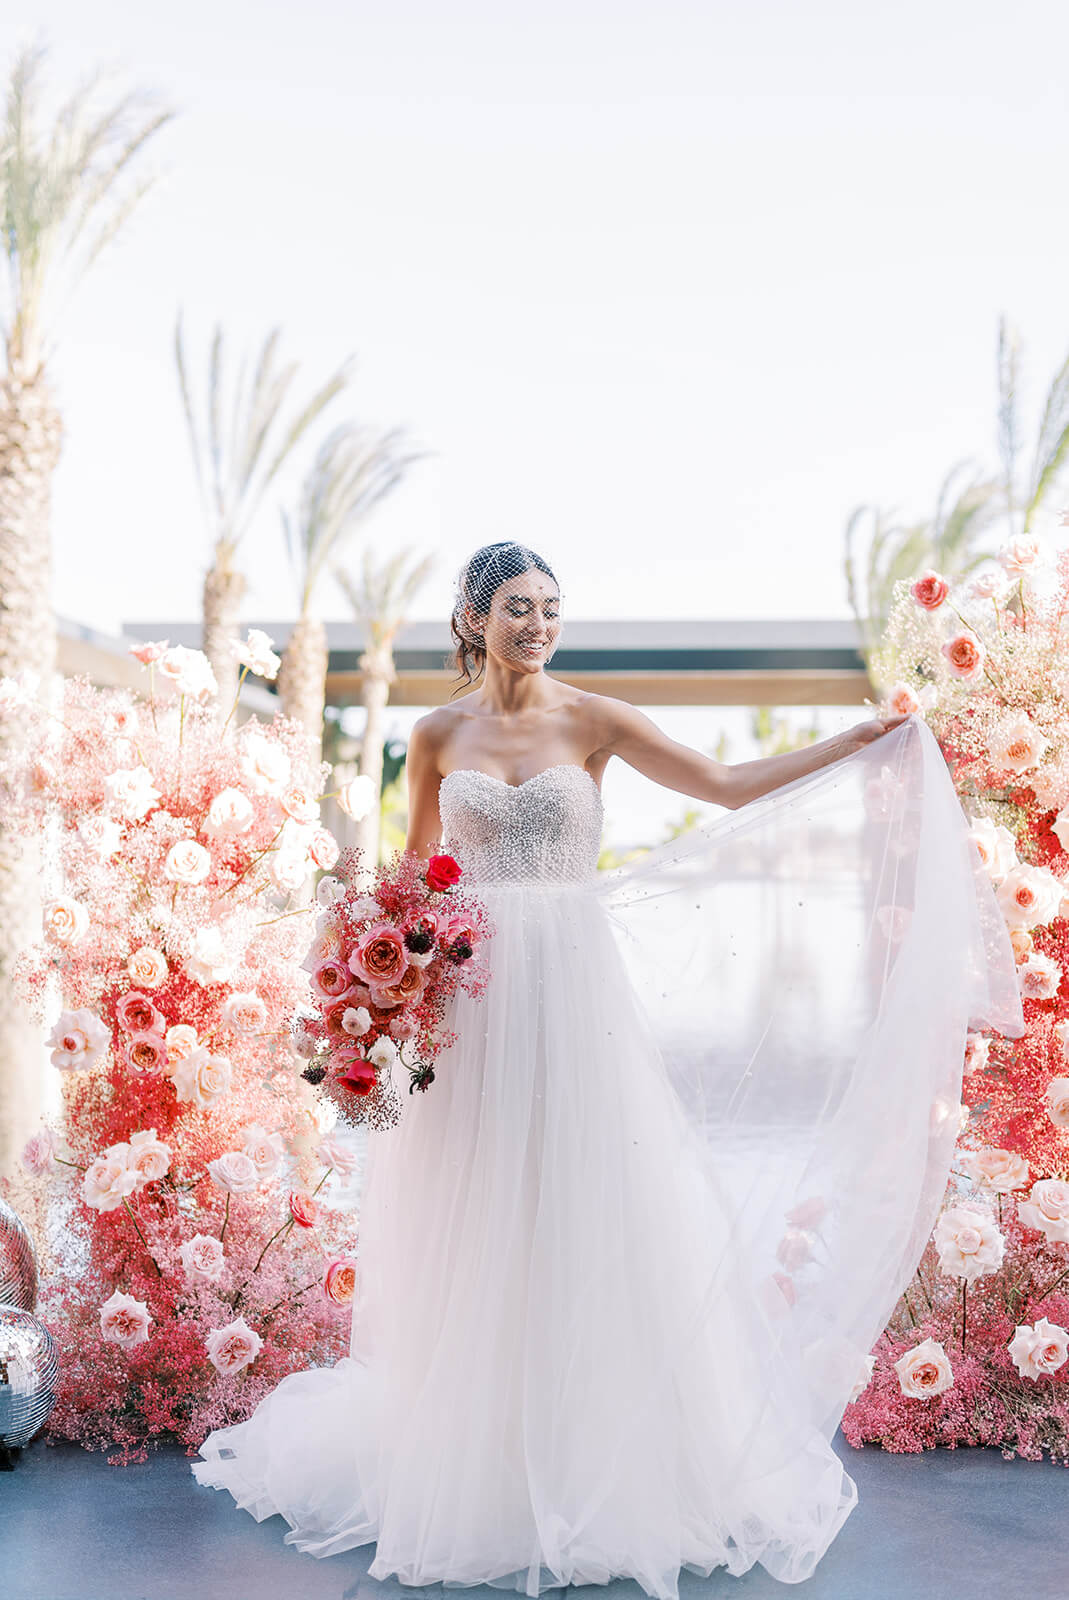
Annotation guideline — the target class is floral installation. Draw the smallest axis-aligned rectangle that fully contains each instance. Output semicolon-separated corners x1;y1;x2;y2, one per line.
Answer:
0;639;368;1462
836;531;1069;1460
297;847;493;1130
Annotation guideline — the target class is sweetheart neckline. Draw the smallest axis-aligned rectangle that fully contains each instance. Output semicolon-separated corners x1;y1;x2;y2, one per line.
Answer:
440;762;603;806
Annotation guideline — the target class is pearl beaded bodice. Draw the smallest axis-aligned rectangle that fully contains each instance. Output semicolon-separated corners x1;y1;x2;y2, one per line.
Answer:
439;764;604;886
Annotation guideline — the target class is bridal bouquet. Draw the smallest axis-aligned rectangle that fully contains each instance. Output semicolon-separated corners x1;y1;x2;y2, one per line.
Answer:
297;848;493;1130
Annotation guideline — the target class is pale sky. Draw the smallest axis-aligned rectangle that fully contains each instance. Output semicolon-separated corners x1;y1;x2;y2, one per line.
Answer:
5;0;1069;637
4;2;1069;841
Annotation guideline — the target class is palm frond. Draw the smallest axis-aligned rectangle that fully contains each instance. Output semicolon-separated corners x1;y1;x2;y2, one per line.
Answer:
997;314;1021;529
1024;351;1069;530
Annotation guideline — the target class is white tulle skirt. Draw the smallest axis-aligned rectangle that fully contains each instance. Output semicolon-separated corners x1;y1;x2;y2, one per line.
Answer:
192;720;1023;1594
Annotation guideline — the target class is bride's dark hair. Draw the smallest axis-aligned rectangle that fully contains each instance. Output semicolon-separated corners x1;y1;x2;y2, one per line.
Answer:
449;541;559;693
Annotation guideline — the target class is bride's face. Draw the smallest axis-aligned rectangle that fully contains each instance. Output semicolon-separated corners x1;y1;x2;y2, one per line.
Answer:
474;569;561;674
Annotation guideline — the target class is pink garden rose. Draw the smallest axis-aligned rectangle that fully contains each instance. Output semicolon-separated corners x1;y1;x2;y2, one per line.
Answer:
178;1233;225;1284
388;1012;418;1042
123;1031;168;1076
941;632;985;680
21;1128;57;1175
1007;1317;1069;1381
280;785;320;826
117;990;165;1034
289;1191;320;1228
1018;1178;1069;1243
99;1289;152;1349
894;1336;953;1399
315;1134;363;1176
323;1257;357;1305
998;533;1044;575
205;1315;263;1375
128;639;168;665
312;959;355;1001
308;827;339;871
240;1123;285;1181
910;569;949;610
348;923;409;988
46;1008;110;1072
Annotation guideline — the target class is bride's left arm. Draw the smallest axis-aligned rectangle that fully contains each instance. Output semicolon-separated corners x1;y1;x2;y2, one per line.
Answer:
595;699;910;810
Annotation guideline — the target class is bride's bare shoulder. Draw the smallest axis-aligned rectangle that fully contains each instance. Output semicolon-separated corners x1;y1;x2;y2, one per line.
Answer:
408;704;470;769
566;688;650;745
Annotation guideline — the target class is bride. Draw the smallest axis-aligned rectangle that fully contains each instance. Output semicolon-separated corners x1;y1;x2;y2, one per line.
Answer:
193;541;1023;1593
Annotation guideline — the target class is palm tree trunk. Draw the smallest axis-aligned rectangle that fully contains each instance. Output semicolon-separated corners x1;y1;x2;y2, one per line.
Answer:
202;544;245;712
277;613;327;766
0;368;62;1175
354;645;394;868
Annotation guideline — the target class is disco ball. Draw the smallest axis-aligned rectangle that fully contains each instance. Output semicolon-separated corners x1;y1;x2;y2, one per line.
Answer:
0;1306;58;1448
0;1196;38;1312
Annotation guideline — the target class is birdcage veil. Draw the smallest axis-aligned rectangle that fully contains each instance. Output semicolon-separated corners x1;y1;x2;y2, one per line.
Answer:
449;541;564;688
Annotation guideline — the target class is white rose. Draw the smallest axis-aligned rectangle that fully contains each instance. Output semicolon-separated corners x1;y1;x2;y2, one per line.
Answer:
240;1122;285;1181
336;774;376;821
367;1035;398;1070
127;946;168;989
348;894;383;922
220;991;268;1034
46;1008;110;1072
966;817;1017;883
172;1047;233;1109
998;533;1044;575
231;629;281;681
178;1233;226;1284
280;786;320;826
315;875;346;907
270;848;310;893
103;766;161;821
969;567;1010;601
76;814;122;858
988;711;1049;776
342;1006;372;1037
126;1128;172;1185
893;1337;954;1399
1018;1178;1069;1244
406;947;435;969
240;730;290;795
1007;1317;1069;1381
849;1351;878;1403
1052;809;1069;854
1043;1076;1069;1130
43;896;89;947
82;1144;141;1212
165;1023;199;1062
1018;951;1062;1002
934;1203;1004;1282
203;787;255;838
997;864;1064;930
164;838;212;886
208;1149;260;1195
963;1033;990;1074
99;1289;153;1349
1032;765;1069;812
184;927;236;986
157;644;218;702
959;1147;1030;1192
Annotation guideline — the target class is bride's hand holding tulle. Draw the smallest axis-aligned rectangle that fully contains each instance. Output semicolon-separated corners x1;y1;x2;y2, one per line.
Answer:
838;712;912;755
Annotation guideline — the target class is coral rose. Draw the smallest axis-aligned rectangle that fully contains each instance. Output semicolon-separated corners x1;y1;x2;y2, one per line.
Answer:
894;1337;953;1399
349;924;408;987
117;990;165;1034
426;853;462;891
910;569;949;610
1007;1317;1069;1381
289;1191;320;1228
941;632;984;680
99;1289;152;1349
324;1257;357;1305
205;1316;262;1375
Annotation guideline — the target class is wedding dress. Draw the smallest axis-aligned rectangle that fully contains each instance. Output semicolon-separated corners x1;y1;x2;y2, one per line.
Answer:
192;718;1023;1594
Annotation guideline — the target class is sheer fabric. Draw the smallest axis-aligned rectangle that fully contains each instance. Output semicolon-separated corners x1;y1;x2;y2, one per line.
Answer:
192;719;1023;1593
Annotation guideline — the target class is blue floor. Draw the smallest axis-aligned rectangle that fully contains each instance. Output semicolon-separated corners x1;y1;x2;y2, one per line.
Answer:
1;1432;1065;1600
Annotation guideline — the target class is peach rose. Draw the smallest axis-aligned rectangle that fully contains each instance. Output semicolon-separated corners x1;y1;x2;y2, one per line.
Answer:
371;963;427;1010
208;1150;260;1195
933;1202;1004;1282
205;1315;262;1375
127;1128;172;1184
43;896;89;947
941;632;984;679
46;1008;110;1072
99;1289;152;1349
178;1233;225;1284
323;1257;357;1305
82;1144;141;1212
966;817;1017;882
164;839;212;885
988;711;1049;776
910;569;949;610
1007;1317;1069;1381
221;991;268;1034
203;786;255;838
997;864;1063;930
349;924;408;987
1009;929;1034;963
171;1047;233;1109
123;1031;168;1075
289;1191;320;1228
126;947;168;989
1018;1178;1069;1244
959;1147;1029;1195
1043;1076;1069;1130
885;683;921;716
894;1336;953;1399
165;1023;198;1062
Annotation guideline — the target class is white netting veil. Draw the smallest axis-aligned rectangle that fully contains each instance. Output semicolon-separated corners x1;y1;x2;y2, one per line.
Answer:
449;541;565;683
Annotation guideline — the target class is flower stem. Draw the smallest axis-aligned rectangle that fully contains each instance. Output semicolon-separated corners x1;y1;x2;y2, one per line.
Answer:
219;1190;231;1243
122;1197;163;1276
961;1278;968;1352
221;665;249;737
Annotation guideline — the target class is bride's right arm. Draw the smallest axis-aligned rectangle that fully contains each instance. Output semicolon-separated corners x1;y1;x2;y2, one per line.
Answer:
404;714;446;860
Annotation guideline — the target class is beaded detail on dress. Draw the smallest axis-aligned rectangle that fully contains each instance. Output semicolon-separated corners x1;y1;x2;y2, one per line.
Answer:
439;764;603;886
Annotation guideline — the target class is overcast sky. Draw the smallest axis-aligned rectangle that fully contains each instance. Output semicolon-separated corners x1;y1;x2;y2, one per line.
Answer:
5;0;1069;640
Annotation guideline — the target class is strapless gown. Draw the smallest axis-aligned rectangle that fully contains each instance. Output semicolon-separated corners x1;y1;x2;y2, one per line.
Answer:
192;721;1022;1594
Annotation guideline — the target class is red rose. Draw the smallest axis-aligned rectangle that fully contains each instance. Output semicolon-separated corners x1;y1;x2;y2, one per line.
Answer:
338;1057;378;1097
426;853;461;891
